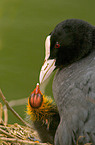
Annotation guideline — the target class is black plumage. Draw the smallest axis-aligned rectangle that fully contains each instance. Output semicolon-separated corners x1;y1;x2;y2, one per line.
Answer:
53;51;95;145
50;19;95;68
49;19;95;145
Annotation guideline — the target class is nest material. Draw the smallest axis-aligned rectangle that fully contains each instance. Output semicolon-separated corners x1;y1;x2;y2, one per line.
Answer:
0;90;51;145
0;122;40;145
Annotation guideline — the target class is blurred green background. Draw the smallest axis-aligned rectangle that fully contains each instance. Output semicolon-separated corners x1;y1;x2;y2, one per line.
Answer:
0;0;95;124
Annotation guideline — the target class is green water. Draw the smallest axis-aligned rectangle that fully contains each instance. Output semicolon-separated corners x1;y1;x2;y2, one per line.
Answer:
0;0;95;124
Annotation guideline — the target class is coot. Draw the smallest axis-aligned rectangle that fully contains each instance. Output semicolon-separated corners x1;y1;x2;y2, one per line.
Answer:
39;19;95;145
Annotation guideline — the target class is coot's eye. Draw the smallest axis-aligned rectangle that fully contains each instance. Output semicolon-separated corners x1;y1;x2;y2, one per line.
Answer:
55;42;60;48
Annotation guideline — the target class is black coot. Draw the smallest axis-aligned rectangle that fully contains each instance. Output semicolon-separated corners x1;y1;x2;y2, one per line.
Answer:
39;19;95;145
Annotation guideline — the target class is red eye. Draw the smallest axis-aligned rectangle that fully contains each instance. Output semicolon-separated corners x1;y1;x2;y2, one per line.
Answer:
55;42;60;48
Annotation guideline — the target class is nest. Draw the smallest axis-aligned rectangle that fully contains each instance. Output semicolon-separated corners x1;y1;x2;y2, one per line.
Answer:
0;89;51;145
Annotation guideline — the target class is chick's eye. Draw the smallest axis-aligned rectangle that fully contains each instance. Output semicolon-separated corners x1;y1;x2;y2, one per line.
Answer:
55;42;60;48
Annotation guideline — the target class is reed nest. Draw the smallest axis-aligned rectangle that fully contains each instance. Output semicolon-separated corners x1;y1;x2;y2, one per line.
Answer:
0;89;51;145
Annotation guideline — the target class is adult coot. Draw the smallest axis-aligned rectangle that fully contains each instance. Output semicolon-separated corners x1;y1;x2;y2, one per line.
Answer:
39;19;95;145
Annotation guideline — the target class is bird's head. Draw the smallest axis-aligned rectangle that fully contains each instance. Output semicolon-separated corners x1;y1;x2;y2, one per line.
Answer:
39;19;94;84
26;83;58;124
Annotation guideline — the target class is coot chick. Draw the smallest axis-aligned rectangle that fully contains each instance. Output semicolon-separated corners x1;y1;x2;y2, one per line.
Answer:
26;83;60;144
39;19;95;145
